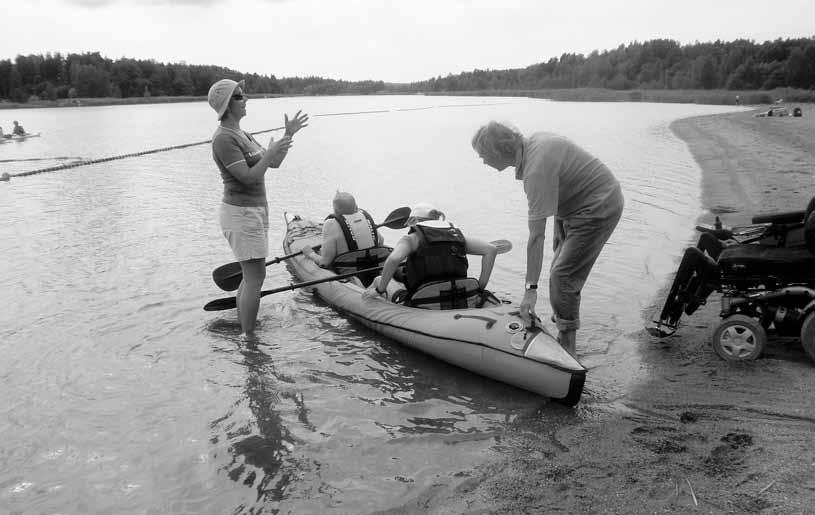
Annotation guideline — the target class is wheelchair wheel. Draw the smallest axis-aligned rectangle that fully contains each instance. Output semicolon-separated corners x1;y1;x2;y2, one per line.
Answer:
711;314;767;361
801;311;815;363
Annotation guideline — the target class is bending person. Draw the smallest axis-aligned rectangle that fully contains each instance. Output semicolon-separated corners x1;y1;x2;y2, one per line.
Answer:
209;78;309;336
362;202;497;305
302;191;387;286
472;121;624;355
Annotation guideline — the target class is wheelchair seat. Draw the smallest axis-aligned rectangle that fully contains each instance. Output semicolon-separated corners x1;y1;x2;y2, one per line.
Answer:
718;244;815;287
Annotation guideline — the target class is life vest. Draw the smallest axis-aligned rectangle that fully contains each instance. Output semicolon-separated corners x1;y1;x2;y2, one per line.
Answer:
404;221;469;293
326;209;377;253
326;209;389;287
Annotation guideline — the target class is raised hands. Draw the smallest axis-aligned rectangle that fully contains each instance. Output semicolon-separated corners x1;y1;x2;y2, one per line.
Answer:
284;110;309;137
264;135;293;169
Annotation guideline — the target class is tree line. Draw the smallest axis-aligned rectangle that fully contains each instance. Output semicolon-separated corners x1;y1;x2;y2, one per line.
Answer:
1;37;814;103
405;37;815;93
0;52;385;103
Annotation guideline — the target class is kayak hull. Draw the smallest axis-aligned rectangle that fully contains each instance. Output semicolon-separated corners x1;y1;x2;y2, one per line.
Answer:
1;132;41;143
283;214;587;405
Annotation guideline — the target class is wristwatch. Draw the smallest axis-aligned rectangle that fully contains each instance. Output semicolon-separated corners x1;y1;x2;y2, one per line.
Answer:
525;283;538;291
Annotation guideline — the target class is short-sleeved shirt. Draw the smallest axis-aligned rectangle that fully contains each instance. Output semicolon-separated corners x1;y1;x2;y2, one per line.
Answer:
211;126;267;207
516;132;621;220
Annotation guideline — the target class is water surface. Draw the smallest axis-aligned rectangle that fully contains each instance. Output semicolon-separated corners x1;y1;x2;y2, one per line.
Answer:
0;96;740;513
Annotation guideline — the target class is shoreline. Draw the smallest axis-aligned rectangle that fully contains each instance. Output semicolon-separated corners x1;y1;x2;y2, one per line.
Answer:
416;106;815;514
1;88;810;110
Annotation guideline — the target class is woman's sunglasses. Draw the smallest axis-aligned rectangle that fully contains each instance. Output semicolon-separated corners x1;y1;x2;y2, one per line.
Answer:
232;93;247;101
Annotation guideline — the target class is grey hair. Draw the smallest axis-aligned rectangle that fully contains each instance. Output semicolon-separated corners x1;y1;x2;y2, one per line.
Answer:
471;121;523;162
332;190;358;215
406;209;445;227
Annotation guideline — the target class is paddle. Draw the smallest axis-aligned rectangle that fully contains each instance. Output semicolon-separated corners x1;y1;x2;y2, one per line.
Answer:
211;206;411;291
204;265;383;311
203;239;513;312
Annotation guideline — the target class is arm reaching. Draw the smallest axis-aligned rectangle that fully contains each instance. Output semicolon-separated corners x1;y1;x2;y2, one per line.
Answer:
520;217;547;326
363;235;414;300
465;237;498;290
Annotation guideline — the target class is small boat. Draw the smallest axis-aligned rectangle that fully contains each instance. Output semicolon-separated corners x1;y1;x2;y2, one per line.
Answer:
1;132;42;143
282;214;587;405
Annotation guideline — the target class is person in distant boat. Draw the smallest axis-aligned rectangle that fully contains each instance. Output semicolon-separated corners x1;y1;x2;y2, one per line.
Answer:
208;77;309;336
12;121;26;136
471;121;624;355
362;202;497;302
301;191;387;286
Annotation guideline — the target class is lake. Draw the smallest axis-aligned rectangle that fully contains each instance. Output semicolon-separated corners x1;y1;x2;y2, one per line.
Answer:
0;96;740;514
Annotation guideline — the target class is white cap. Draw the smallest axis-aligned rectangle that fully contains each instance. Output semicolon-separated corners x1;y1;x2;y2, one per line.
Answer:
207;79;244;120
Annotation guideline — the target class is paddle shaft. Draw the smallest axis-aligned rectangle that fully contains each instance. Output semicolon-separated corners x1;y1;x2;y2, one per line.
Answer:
204;265;382;311
211;206;411;291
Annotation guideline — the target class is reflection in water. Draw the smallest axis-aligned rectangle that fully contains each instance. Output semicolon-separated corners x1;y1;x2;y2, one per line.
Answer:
209;334;311;508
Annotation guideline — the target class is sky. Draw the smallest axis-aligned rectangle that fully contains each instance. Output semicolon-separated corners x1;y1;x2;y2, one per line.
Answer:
2;0;814;83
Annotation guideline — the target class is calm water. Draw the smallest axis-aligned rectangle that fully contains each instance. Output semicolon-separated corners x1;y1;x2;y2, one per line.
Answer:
0;96;740;514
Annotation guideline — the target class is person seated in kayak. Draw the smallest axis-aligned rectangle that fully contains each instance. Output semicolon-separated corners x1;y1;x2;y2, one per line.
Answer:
12;121;26;136
362;202;497;305
302;191;389;286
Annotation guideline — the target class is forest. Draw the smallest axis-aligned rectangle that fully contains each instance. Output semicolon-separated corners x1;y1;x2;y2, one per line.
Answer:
1;37;814;103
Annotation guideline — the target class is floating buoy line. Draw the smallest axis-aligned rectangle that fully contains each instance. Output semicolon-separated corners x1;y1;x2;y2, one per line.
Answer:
0;101;515;182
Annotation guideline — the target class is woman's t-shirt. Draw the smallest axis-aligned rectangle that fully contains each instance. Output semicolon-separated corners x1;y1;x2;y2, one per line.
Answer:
211;126;267;207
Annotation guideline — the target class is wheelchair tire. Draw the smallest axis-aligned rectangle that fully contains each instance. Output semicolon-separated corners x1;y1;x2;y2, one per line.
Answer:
801;311;815;363
711;314;767;361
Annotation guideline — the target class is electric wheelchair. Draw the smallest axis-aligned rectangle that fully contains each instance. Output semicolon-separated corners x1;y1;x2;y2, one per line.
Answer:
649;197;815;362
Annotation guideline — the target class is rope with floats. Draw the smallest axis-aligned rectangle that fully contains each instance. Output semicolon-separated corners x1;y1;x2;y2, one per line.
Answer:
0;101;515;182
0;125;284;182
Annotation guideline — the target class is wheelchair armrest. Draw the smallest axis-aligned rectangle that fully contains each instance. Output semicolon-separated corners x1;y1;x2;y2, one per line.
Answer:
752;209;805;225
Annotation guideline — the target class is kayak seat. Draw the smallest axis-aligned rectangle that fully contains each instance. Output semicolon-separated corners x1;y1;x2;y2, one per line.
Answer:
405;277;483;310
332;246;393;287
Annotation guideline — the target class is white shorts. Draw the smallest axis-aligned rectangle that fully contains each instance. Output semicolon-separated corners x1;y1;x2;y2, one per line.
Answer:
219;203;269;261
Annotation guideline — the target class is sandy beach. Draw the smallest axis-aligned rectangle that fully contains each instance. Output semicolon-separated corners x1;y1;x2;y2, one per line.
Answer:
408;106;815;514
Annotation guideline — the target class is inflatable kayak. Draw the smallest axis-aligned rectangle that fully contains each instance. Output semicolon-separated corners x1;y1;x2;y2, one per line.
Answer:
282;213;587;406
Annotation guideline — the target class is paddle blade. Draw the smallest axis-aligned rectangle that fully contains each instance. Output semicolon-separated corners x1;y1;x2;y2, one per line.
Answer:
212;262;243;291
203;296;238;312
379;206;411;229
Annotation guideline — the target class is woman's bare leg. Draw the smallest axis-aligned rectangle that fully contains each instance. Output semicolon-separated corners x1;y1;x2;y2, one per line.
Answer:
237;258;266;335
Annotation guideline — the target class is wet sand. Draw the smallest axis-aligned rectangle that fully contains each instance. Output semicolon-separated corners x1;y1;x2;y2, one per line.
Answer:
405;107;815;514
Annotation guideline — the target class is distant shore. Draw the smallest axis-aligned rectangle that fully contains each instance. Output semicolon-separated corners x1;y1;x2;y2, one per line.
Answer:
2;87;813;110
0;93;288;110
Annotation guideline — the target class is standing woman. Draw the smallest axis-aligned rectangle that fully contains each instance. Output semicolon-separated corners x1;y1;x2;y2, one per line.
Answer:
208;78;308;336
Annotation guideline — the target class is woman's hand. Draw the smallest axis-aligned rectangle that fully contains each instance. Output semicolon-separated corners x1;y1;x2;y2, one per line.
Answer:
285;110;309;137
268;135;293;156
